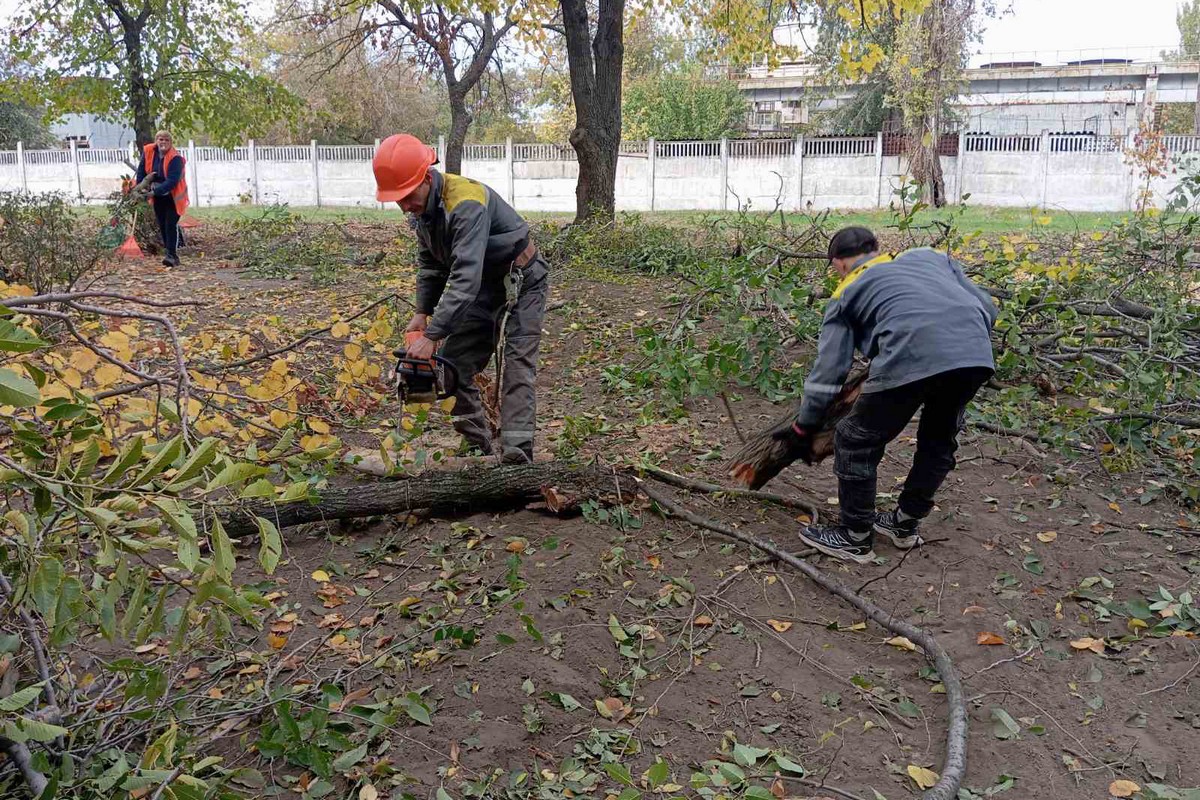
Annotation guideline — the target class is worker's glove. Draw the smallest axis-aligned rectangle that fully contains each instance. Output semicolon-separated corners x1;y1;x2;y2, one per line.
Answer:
772;421;815;466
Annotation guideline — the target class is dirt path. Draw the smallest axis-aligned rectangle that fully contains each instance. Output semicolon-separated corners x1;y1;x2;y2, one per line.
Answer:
97;220;1200;799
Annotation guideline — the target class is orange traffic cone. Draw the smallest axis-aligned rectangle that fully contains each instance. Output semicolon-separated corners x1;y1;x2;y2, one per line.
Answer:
115;234;144;258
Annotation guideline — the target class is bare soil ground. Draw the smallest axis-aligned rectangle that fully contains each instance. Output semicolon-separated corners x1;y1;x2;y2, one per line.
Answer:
95;219;1200;800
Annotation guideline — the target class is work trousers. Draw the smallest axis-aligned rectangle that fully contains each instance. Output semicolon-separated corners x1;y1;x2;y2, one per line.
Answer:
834;367;993;533
440;259;548;462
152;195;180;259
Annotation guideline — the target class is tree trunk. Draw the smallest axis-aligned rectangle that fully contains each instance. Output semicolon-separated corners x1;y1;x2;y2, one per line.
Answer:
444;91;472;175
121;21;154;147
908;123;946;207
222;462;623;535
560;0;625;223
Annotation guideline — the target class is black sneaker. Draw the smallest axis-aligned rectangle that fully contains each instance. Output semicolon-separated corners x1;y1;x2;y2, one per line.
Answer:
162;253;180;267
799;525;876;564
873;510;925;550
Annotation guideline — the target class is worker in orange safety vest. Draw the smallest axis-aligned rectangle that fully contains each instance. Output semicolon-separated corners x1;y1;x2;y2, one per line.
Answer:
134;130;189;267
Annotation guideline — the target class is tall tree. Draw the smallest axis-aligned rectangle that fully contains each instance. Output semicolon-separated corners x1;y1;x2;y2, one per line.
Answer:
1179;1;1200;58
8;0;298;147
623;69;747;140
558;0;625;222
291;0;527;173
885;0;974;206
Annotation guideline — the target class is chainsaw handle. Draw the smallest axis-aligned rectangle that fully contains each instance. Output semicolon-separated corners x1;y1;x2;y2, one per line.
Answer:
433;355;459;396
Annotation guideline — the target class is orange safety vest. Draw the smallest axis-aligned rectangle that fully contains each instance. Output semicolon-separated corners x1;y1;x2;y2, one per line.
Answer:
141;143;190;217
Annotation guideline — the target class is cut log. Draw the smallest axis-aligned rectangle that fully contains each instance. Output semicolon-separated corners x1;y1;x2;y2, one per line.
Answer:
727;363;870;490
222;462;627;535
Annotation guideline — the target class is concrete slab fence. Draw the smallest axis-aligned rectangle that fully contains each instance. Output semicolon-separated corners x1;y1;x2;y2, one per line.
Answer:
1;133;1198;213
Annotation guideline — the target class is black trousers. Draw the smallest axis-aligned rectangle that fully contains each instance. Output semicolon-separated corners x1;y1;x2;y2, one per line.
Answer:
152;195;179;258
834;367;992;533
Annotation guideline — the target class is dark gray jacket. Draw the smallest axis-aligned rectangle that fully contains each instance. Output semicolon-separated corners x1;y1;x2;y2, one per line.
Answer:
796;247;998;427
414;170;536;341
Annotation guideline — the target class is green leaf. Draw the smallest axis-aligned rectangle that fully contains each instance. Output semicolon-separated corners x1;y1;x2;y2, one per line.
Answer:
732;743;770;767
0;684;44;712
608;613;629;643
72;438;102;480
402;694;432;726
548;692;581;712
210;517;235;583
240;478;275;499
0;367;39;407
0;319;47;353
744;788;775;800
151;499;200;571
773;754;806;775
990;707;1021;740
131;435;183;487
165;438;219;488
331;742;368;772
256;516;281;575
102;435;144;484
207;461;268;492
604;763;635;787
7;717;68;743
30;557;62;622
647;759;669;788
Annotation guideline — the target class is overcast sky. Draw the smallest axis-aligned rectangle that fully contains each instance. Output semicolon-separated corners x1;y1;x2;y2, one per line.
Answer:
0;0;1183;66
973;0;1179;62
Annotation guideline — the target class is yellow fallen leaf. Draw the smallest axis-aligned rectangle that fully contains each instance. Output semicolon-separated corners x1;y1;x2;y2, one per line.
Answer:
506;538;527;553
767;619;793;633
1128;619;1148;632
93;363;123;388
1108;779;1140;797
886;636;918;652
1109;502;1122;514
267;633;288;650
976;631;1005;646
308;418;331;434
1037;531;1058;543
907;764;939;790
847;621;867;631
311;570;331;583
331;321;351;338
693;615;714;627
1071;637;1106;654
359;785;379;800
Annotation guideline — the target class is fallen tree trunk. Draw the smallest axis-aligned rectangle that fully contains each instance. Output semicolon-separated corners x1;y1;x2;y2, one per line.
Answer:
222;462;627;535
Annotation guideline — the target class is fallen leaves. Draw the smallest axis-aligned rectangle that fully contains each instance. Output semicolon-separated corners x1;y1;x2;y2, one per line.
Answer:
976;632;1005;646
1071;637;1106;654
1108;779;1141;797
767;619;793;633
1036;530;1058;543
693;615;714;627
311;569;331;583
886;636;918;652
906;764;939;790
594;697;631;721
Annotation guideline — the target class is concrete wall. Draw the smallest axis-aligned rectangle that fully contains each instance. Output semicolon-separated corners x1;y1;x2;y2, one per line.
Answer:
1;134;1197;214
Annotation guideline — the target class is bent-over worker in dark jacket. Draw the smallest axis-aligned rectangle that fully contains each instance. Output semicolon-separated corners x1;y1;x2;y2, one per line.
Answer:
778;227;998;563
372;133;548;463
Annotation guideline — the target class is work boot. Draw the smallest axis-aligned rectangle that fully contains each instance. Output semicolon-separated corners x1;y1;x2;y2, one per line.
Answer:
873;510;925;550
500;447;532;465
162;253;180;268
799;524;876;564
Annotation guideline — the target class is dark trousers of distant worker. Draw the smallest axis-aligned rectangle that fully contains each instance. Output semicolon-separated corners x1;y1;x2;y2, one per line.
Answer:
152;195;180;261
834;367;993;533
440;260;548;462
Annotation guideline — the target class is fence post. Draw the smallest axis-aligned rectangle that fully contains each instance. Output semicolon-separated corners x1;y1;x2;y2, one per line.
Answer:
16;141;26;192
1125;128;1138;211
248;139;259;206
794;134;805;210
647;138;656;212
1040;129;1051;208
954;131;966;203
311;139;320;207
874;131;884;207
375;138;383;210
505;137;515;206
720;137;729;212
187;140;198;208
437;135;446;166
69;138;81;201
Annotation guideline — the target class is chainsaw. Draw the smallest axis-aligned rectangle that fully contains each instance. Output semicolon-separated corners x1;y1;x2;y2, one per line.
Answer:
392;331;459;408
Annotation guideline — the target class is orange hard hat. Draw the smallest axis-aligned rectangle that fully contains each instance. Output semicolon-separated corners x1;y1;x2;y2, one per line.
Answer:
373;134;437;202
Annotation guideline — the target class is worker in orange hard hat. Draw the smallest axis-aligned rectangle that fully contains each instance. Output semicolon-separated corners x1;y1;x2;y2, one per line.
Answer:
374;133;549;463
